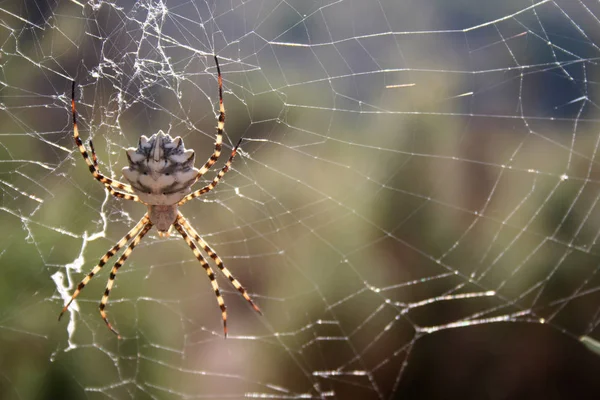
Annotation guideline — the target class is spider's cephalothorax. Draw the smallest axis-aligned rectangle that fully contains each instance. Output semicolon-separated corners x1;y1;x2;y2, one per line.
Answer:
122;131;199;235
60;56;261;339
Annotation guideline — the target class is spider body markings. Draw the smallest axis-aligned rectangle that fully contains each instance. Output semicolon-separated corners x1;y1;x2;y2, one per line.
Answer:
123;131;199;233
59;56;261;338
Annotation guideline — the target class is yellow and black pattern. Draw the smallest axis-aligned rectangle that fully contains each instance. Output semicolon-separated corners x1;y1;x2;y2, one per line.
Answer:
58;215;150;323
178;138;242;205
71;81;140;202
99;221;153;338
61;56;260;338
177;213;262;316
194;55;225;179
173;220;229;337
102;185;140;202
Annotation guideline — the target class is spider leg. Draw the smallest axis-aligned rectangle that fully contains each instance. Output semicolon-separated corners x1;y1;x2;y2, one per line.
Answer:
88;139;140;202
192;56;225;183
89;139;99;168
59;214;150;321
177;212;262;316
173;220;229;338
71;81;135;195
103;185;141;202
99;220;153;338
178;138;241;205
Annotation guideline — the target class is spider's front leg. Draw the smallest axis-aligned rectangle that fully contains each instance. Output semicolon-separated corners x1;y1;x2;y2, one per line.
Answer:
88;139;141;202
178;56;228;206
71;81;139;202
178;138;242;205
194;55;226;180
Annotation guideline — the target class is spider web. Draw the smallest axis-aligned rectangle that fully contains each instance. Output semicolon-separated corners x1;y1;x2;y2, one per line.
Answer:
1;0;600;398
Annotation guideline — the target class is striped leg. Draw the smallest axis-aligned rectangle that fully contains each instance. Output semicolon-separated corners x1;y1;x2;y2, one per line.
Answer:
89;139;99;168
103;185;141;202
71;81;135;195
59;215;150;321
89;139;140;202
192;55;225;182
177;213;262;316
173;221;228;337
99;221;153;338
178;138;241;205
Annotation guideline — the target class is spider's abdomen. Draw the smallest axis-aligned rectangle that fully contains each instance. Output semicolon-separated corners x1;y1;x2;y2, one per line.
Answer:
148;204;178;233
122;131;200;206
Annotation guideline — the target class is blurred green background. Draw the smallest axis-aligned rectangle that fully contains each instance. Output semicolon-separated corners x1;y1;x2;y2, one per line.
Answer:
1;0;600;399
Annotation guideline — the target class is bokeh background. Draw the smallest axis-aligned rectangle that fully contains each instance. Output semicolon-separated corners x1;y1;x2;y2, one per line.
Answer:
1;0;600;399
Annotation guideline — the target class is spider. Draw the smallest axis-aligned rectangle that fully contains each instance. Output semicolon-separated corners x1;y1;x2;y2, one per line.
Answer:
59;56;262;339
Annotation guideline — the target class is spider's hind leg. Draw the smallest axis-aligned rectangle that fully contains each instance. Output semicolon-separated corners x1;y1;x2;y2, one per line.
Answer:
177;212;262;316
59;215;150;322
98;221;153;338
173;220;228;337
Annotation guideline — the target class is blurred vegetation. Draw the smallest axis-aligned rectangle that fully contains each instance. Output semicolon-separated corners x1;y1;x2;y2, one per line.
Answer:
0;0;600;399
